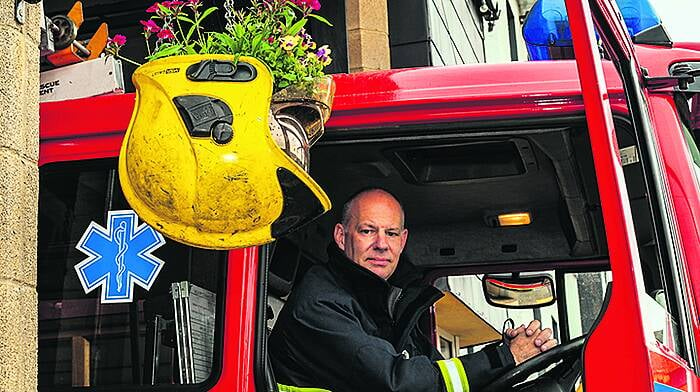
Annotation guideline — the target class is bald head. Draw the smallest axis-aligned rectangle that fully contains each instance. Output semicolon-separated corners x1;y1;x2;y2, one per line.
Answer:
334;188;408;280
341;189;405;229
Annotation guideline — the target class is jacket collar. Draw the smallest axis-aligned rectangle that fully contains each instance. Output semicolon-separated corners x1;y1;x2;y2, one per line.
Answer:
325;244;444;348
326;243;390;293
326;243;424;290
325;244;430;320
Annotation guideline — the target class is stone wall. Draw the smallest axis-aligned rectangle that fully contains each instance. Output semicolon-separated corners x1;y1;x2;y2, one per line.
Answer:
0;2;40;391
345;0;390;73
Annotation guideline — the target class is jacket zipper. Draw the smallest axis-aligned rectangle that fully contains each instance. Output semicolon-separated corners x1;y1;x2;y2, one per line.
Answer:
391;290;406;323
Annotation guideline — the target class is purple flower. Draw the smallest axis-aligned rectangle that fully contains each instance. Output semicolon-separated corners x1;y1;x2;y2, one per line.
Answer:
280;35;300;51
299;30;316;50
315;44;331;65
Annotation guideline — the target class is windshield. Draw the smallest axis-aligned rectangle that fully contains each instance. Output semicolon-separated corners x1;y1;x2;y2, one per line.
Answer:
440;270;612;355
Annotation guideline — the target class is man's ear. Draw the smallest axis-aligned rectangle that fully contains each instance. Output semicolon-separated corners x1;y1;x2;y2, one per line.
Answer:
333;223;346;251
399;228;408;252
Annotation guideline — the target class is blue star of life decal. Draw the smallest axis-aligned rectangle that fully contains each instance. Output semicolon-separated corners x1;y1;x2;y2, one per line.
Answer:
74;210;166;304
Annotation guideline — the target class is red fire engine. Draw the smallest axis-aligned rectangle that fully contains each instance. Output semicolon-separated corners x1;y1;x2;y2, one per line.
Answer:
37;0;700;390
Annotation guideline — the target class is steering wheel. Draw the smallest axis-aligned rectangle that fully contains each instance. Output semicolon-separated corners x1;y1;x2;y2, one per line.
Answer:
482;336;586;392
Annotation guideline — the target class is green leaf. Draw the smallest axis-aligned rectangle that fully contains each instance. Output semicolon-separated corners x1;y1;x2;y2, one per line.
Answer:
177;15;194;24
308;13;333;27
185;6;218;41
197;6;218;24
287;18;307;36
234;24;245;39
212;32;237;52
185;44;197;55
203;33;215;52
285;2;303;14
157;3;172;15
251;35;262;53
284;10;294;27
186;23;198;41
148;43;183;60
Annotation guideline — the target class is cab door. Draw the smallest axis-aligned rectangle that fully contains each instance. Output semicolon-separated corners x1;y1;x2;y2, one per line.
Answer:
565;0;700;390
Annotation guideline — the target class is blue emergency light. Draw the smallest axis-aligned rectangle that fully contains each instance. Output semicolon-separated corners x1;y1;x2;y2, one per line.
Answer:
523;0;662;60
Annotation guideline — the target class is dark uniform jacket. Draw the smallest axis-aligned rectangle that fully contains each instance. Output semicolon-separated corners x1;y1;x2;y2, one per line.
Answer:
269;244;515;391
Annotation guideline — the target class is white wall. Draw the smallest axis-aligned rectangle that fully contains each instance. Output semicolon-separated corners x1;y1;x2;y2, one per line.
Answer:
447;274;559;345
426;0;529;65
484;0;530;62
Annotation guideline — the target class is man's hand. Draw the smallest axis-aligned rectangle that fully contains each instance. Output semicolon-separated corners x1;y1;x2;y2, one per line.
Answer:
505;320;558;365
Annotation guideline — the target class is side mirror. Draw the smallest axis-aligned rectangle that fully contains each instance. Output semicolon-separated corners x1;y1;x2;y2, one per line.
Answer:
482;274;555;308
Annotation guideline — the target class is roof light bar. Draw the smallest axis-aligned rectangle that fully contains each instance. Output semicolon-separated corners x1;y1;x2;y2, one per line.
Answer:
523;0;662;60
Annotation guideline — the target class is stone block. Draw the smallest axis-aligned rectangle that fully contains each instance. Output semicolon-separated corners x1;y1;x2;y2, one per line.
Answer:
0;26;39;160
24;35;40;145
0;151;38;287
0;1;42;40
0;281;37;392
0;1;22;30
23;2;42;43
347;28;390;72
345;0;389;32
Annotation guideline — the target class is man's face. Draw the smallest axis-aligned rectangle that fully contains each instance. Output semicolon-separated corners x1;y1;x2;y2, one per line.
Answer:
333;191;408;280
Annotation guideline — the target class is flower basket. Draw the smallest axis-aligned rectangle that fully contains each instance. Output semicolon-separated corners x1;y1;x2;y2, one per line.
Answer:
114;0;336;249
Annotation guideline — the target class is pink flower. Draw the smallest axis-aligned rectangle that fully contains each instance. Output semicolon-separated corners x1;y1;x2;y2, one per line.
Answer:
146;2;161;12
107;34;127;46
162;0;184;9
289;0;320;10
140;20;161;33
157;29;175;40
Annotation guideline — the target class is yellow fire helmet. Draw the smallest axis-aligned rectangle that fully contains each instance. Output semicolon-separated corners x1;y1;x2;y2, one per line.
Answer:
119;55;332;250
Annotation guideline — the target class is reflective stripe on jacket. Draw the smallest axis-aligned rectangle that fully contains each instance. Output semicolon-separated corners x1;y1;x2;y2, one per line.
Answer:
278;384;331;392
437;358;470;392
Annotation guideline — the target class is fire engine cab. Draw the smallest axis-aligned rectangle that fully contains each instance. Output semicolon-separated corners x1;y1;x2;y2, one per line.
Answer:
36;0;700;391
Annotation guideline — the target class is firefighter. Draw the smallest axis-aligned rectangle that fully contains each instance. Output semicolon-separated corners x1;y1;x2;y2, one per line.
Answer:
269;188;557;392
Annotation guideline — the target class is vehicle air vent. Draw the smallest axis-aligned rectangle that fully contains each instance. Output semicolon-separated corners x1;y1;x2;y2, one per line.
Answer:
388;139;536;185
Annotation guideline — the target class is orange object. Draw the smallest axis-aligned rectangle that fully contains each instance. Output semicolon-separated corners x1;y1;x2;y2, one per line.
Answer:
66;1;83;23
46;2;109;67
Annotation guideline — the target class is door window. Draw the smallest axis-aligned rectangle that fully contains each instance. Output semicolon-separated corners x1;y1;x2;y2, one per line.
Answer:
616;118;688;358
562;271;612;339
682;94;700;186
38;160;227;390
